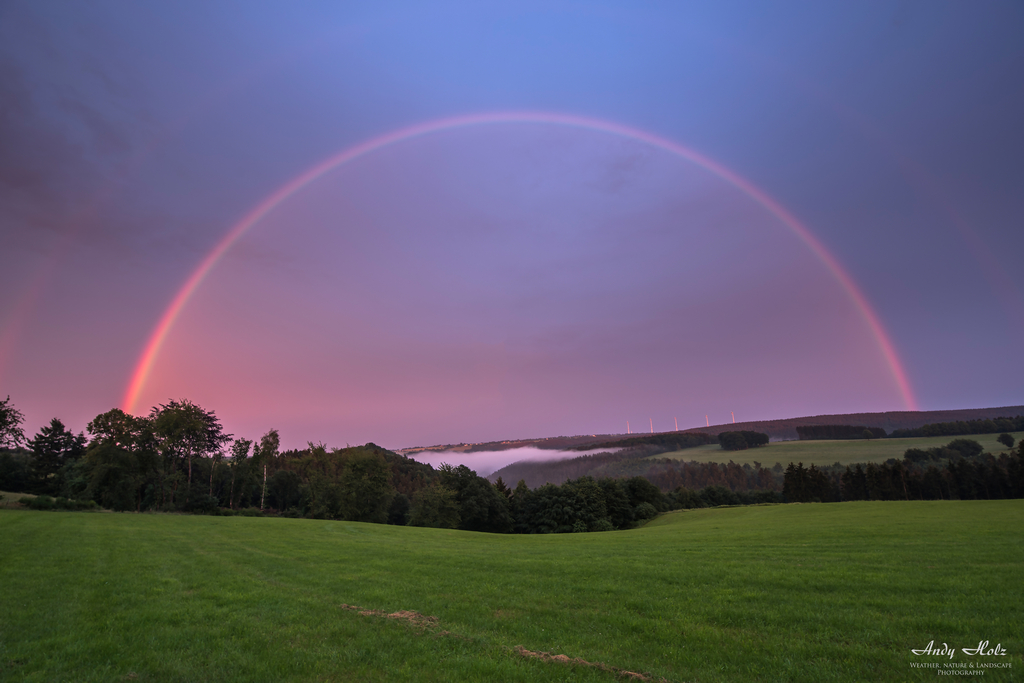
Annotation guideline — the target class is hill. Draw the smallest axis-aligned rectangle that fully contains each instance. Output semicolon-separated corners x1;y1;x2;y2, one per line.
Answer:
644;405;1024;443
401;406;1024;457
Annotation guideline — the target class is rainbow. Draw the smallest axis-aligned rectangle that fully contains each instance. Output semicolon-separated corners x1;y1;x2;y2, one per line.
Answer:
122;111;918;414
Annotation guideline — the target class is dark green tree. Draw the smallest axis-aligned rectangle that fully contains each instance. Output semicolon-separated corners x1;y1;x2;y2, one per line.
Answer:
598;478;634;529
267;469;303;511
718;431;748;451
997;433;1015;450
493;476;511;500
254;429;280;511
623;476;666;511
84;442;145;511
946;439;984;459
227;438;254;509
28;418;86;493
560;477;607;531
85;408;159;509
151;400;230;507
409;484;461;528
387;493;411;525
339;450;394;523
0;395;26;448
438;464;511;533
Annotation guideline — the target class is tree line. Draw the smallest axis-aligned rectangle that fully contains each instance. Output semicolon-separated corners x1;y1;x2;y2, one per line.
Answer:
889;415;1024;439
795;425;887;440
0;396;762;532
780;438;1024;503
718;430;769;450
3;396;1022;531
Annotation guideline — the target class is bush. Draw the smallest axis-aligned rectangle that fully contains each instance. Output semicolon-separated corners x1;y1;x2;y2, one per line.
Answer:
946;439;984;459
634;502;657;520
28;495;55;510
183;493;220;514
699;485;740;507
409;485;461;529
591;518;615;532
998;434;1016;450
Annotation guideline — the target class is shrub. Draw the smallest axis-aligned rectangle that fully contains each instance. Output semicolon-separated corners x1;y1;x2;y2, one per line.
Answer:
591;518;615;532
183;494;220;514
28;495;55;510
409;485;461;529
634;502;657;520
946;439;984;459
699;485;740;507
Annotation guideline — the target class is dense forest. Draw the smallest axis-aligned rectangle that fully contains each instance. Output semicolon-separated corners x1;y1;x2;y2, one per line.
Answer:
2;396;1023;532
889;415;1024;439
676;406;1024;441
796;425;888;440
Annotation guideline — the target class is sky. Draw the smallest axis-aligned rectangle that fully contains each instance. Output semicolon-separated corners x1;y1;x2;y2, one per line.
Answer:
1;1;1023;452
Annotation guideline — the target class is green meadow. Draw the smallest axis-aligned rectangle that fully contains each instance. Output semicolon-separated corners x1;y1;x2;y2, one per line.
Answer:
1;501;1022;682
656;431;1024;467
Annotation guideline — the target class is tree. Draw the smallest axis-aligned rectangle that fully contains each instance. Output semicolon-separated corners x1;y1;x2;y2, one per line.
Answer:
598;478;634;529
267;469;303;511
946;439;984;459
438;463;511;533
151;400;230;507
493;476;511;500
719;431;748;451
85;408;159;509
84;441;145;511
0;395;26;448
254;429;279;511
387;493;411;525
409;485;461;528
28;418;86;493
227;438;253;509
997;434;1016;450
339;450;394;523
623;476;666;511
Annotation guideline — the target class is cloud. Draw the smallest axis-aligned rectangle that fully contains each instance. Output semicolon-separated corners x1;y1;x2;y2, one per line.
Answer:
404;446;618;478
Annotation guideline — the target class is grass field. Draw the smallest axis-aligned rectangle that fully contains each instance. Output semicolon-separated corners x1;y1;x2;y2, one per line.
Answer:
655;431;1024;467
1;501;1021;682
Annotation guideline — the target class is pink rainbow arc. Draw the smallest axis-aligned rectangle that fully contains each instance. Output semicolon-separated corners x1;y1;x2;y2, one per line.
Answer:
122;111;918;414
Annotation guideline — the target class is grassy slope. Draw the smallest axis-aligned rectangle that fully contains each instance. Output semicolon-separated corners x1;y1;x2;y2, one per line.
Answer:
655;431;1024;467
3;503;1022;682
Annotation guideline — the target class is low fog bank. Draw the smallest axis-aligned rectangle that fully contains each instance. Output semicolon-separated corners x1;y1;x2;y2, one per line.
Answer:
406;447;619;478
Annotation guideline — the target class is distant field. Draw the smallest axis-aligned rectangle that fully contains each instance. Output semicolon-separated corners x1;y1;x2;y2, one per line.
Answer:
0;491;35;510
1;501;1021;682
655;431;1024;467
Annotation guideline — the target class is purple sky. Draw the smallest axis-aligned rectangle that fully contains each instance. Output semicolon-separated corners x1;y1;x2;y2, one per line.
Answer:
2;2;1022;451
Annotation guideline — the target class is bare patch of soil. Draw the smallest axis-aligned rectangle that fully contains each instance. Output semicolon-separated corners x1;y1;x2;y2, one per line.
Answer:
339;603;669;681
340;603;441;632
514;645;669;682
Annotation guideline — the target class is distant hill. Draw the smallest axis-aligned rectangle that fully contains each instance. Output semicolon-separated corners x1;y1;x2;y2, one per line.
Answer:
397;433;621;457
400;406;1024;457
675;406;1024;442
